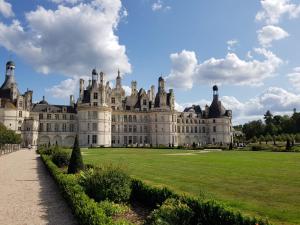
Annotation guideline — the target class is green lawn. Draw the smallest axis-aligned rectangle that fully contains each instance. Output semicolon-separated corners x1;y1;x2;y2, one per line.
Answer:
82;148;300;225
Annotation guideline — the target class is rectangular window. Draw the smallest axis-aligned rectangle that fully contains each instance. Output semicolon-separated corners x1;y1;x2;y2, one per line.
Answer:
39;114;43;119
124;125;127;132
88;135;90;144
47;114;51;119
94;92;98;99
93;123;97;131
213;126;216;132
19;111;22;117
124;115;127;122
63;114;67;120
70;114;74;120
92;135;97;144
129;125;132;132
93;111;97;119
55;114;59;120
143;99;147;105
133;125;137;133
112;115;116;122
93;102;98;106
129;136;132;144
70;124;74;132
133;115;137;122
55;123;59;132
129;115;132;122
46;123;51;132
133;136;137;144
39;123;43;132
111;97;115;104
112;125;116;132
139;136;143;144
124;136;128;145
62;123;66;132
18;127;21;131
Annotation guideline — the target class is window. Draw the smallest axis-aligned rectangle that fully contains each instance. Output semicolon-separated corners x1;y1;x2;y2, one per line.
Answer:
93;111;97;119
144;126;148;133
19;111;22;117
124;136;128;145
202;127;205;133
140;136;143;143
111;97;115;104
129;136;132;144
18;127;21;131
124;115;127;122
213;119;216;123
143;99;147;105
62;114;67;120
39;114;43;119
46;123;51;132
133;125;137;132
195;127;198;133
129;115;132;122
177;126;180;133
55;114;59;120
213;126;216;132
129;125;132;132
55;123;59;131
47;114;51;119
112;115;116;122
93;123;97;131
92;135;97;144
112;125;116;132
70;115;74;120
124;125;128;132
62;123;67;132
39;123;43;132
112;136;115;144
88;135;90;144
94;92;98;99
133;136;137;144
93;102;98;106
70;124;74;132
133;115;137;122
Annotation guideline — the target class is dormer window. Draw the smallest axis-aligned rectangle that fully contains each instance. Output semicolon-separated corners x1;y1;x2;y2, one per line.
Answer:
111;97;115;104
94;92;98;99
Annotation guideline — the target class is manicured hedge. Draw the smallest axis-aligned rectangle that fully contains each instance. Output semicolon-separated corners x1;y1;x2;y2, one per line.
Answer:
130;179;270;225
41;155;131;225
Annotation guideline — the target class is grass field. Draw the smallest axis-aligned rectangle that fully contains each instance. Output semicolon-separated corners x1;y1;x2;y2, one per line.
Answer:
82;148;300;225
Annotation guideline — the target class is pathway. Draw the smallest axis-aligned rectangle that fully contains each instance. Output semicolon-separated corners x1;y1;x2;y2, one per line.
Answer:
0;149;77;225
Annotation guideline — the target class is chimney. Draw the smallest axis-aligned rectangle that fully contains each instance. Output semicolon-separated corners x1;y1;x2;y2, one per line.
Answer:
70;95;74;107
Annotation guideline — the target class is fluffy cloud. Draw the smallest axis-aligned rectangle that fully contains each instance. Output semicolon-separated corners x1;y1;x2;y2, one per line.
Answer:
0;0;131;80
50;0;82;4
176;87;300;124
256;0;300;24
227;39;238;51
45;78;78;98
152;0;171;12
287;67;300;91
0;0;14;18
166;49;282;89
257;25;289;47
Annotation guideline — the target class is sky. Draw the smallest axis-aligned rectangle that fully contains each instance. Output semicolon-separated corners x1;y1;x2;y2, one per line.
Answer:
0;0;300;125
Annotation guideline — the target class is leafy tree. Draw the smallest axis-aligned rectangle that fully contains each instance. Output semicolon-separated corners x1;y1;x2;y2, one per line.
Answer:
242;120;265;140
68;135;84;174
264;110;273;125
265;134;272;144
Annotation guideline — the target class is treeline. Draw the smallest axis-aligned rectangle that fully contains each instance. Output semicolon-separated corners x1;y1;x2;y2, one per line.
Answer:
237;110;300;141
0;123;22;146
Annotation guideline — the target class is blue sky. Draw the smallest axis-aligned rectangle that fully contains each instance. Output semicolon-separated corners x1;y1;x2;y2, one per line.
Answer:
0;0;300;124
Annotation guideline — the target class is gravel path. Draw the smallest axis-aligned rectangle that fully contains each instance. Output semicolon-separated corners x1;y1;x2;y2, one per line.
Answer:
0;149;77;225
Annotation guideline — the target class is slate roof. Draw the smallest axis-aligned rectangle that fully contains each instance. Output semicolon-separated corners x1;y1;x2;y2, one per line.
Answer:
32;103;76;113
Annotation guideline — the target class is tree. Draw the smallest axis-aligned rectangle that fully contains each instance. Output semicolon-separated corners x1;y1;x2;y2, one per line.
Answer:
68;135;84;174
264;110;273;125
259;135;265;145
242;120;265;140
286;139;292;151
265;134;272;144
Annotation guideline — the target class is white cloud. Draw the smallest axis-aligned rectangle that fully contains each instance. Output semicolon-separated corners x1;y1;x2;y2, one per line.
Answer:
227;39;238;51
287;67;300;91
0;0;131;81
257;25;289;47
0;0;14;18
176;87;300;124
152;0;171;12
166;49;282;89
45;78;78;99
122;85;131;96
256;0;300;24
51;0;82;4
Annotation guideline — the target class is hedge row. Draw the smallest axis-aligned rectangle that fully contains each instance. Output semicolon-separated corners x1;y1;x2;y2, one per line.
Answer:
41;155;131;225
130;179;270;225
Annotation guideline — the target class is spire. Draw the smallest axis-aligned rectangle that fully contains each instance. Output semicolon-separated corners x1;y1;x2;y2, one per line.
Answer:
1;61;16;90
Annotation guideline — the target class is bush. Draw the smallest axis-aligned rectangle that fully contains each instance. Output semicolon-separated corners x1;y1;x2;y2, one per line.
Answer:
80;166;131;203
52;149;70;168
146;198;194;225
68;135;84;174
41;155;114;225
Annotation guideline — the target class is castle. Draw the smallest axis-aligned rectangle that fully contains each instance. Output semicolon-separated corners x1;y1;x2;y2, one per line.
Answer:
0;61;233;147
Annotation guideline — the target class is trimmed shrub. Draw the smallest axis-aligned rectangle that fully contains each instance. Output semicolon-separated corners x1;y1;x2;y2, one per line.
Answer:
41;155;113;225
146;198;194;225
68;135;84;174
130;179;176;209
80;166;131;203
52;149;70;168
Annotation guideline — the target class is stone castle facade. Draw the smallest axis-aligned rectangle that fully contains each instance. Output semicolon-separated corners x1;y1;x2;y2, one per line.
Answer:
0;61;233;147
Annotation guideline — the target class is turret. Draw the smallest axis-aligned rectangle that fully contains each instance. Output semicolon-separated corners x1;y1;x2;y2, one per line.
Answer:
158;76;165;93
79;79;84;99
213;85;218;101
116;69;121;89
131;81;137;95
100;72;104;85
1;61;17;90
70;95;74;107
92;69;98;87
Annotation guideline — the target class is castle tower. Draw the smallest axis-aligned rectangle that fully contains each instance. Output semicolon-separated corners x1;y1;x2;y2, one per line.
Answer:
131;81;137;95
116;69;122;89
213;85;219;101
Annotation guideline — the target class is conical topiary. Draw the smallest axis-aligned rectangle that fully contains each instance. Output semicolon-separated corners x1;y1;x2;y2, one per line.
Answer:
68;135;84;174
